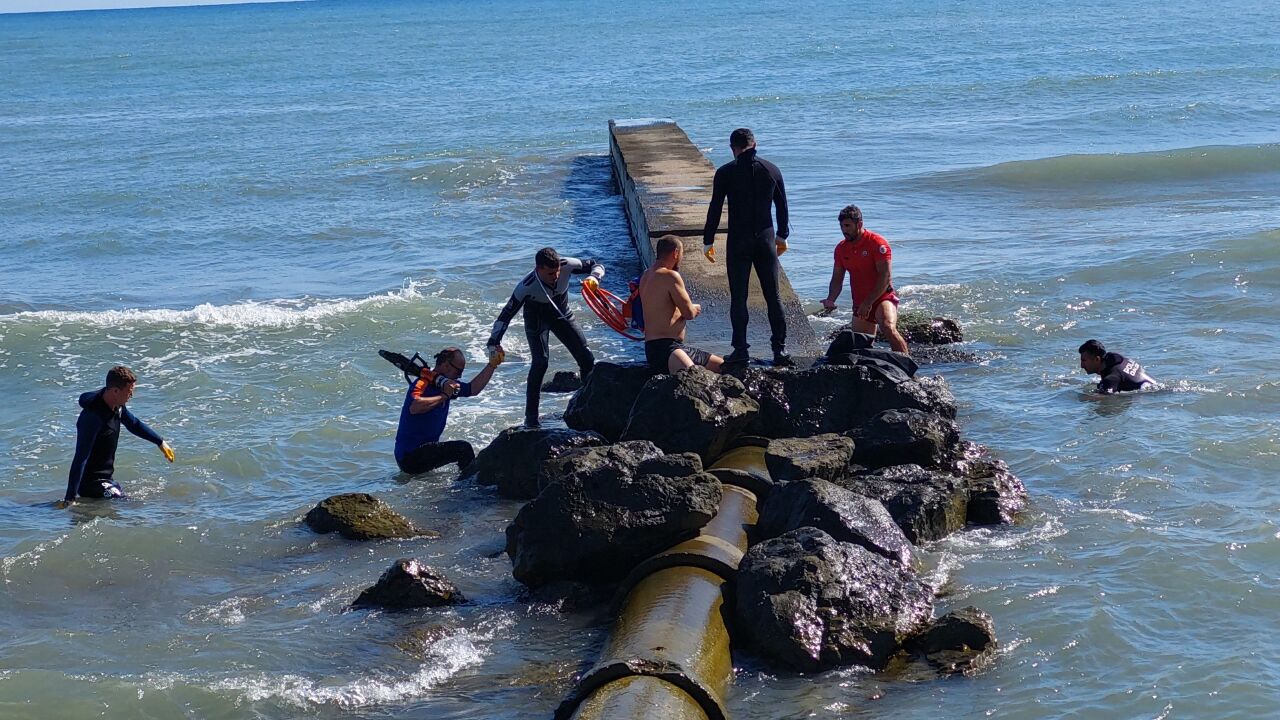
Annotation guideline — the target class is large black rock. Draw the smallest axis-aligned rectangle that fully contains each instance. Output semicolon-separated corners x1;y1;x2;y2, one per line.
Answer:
952;446;1027;525
463;427;607;500
907;606;998;675
892;311;963;345
735;527;933;671
837;465;968;543
537;440;692;493
849;409;961;470
304;493;426;541
738;365;956;439
621;367;759;463
351;559;465;610
506;458;721;587
763;434;856;485
755;479;913;566
563;362;654;442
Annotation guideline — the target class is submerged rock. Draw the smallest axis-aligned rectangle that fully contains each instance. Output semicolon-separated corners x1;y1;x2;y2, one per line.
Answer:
304;493;425;541
506;460;721;587
351;559;465;610
564;362;654;442
755;479;913;566
739;365;956;439
735;527;933;671
849;409;961;470
621;367;759;463
541;371;583;393
764;434;857;485
464;427;607;500
837;465;969;543
907;606;998;675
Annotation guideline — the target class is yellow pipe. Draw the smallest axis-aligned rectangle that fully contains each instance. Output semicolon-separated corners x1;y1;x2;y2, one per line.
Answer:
558;444;767;720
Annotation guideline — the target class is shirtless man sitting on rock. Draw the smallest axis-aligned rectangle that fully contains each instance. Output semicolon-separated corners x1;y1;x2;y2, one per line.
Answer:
639;235;725;375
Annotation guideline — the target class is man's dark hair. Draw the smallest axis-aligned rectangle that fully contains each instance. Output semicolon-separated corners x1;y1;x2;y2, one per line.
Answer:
106;365;136;389
434;347;462;366
838;204;863;223
1078;339;1106;358
535;247;560;268
729;128;755;150
656;235;682;259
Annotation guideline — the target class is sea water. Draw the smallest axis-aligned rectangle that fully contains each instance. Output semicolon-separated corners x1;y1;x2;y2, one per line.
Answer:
2;0;1278;717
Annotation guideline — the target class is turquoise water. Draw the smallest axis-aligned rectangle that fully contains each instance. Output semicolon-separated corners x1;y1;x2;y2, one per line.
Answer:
2;0;1279;717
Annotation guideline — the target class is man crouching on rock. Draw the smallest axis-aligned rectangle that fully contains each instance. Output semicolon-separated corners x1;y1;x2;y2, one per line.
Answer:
639;235;725;375
394;347;502;475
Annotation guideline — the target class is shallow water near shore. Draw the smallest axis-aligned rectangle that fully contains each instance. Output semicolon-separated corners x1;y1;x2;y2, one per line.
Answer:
3;0;1280;717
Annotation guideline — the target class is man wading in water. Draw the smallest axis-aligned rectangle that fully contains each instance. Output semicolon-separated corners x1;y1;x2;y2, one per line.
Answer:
1078;339;1158;394
58;365;174;508
822;204;910;355
639;235;725;374
702;127;793;367
487;247;605;428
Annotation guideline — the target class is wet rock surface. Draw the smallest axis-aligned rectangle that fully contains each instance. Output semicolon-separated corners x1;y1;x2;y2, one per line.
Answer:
621;367;759;462
305;493;425;541
837;465;969;543
464;427;607;500
764;434;856;485
739;365;957;439
907;606;998;675
541;371;583;393
849;409;961;470
351;559;465;609
755;479;913;566
953;447;1028;525
506;454;722;587
735;527;933;671
890;311;964;346
564;362;654;442
537;440;684;492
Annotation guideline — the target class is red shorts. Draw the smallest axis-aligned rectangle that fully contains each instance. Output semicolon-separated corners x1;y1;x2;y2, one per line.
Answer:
854;291;899;320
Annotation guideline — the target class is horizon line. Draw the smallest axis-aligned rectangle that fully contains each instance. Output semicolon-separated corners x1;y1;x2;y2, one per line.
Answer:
0;0;308;16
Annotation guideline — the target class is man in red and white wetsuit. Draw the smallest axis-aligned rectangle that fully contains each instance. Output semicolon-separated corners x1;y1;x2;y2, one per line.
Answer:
821;204;910;355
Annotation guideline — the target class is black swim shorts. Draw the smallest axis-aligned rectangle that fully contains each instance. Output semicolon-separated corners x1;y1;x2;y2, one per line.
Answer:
645;338;712;373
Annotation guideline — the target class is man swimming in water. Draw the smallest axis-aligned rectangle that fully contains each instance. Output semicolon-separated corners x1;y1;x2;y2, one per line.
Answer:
1078;339;1158;394
487;247;604;427
821;204;910;355
394;346;503;474
59;365;174;507
639;235;725;374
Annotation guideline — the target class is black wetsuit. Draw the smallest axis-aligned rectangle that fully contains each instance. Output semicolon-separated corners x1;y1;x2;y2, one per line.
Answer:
67;390;164;501
1096;352;1156;394
702;148;789;355
488;257;604;426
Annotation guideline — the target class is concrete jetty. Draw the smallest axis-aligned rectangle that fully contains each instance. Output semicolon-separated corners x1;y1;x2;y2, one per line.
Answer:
608;120;817;355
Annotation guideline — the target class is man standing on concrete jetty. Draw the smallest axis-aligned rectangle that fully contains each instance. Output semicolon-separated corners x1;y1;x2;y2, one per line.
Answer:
702;127;794;367
639;235;726;374
822;204;910;355
1078;339;1158;394
487;247;605;427
393;347;503;474
57;365;174;508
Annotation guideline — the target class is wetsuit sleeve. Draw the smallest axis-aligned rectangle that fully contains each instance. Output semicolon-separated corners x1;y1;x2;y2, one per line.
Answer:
1097;370;1123;394
770;162;789;240
703;165;727;246
66;412;102;501
458;381;474;398
564;257;605;281
121;406;164;446
487;290;525;347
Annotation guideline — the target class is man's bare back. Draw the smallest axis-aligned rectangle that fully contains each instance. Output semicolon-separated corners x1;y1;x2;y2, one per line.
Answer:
638;266;693;341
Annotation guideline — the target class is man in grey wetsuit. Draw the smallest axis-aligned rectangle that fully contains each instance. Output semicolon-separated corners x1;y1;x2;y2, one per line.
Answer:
1078;339;1158;394
58;365;174;508
487;247;604;427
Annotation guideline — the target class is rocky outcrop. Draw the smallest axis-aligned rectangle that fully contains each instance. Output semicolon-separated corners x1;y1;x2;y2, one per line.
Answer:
907;606;997;675
953;447;1027;525
735;527;933;671
541;371;583;393
464;427;606;500
755;479;913;566
304;493;425;541
764;434;857;485
889;311;963;346
351;559;465;609
739;365;957;439
563;362;654;442
849;409;961;470
621;368;759;462
837;465;969;543
506;457;721;587
537;440;689;492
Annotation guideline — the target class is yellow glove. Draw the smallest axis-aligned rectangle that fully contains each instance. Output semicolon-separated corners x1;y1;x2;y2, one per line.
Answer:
488;346;506;367
583;276;599;292
775;238;788;257
704;245;716;263
161;441;175;463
